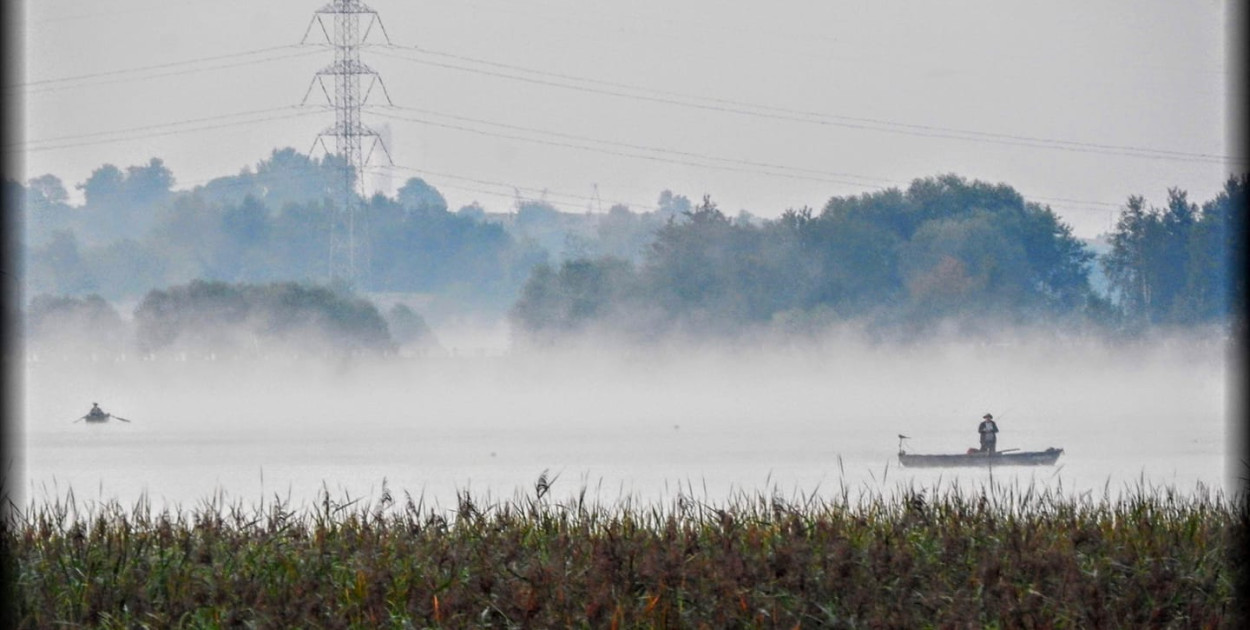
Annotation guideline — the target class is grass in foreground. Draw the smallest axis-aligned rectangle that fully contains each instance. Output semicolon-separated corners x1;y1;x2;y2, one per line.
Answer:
3;481;1246;629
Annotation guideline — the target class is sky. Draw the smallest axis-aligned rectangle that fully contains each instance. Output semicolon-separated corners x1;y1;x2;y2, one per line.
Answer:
14;0;1239;238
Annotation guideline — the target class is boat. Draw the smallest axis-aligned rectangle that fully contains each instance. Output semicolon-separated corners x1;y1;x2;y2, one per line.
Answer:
74;403;131;424
897;447;1063;468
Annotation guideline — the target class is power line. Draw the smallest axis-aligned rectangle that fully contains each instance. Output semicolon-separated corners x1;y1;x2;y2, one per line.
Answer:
375;45;1241;166
13;44;301;88
373;163;658;212
13;107;326;154
17;48;322;96
368;106;1121;212
369;109;886;191
12;105;323;149
373;103;895;187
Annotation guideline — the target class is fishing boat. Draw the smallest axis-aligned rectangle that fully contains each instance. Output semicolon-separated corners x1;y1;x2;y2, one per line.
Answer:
896;447;1064;468
73;403;131;424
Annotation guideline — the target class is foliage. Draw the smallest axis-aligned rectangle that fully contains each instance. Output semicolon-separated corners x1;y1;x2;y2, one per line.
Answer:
15;155;1245;338
7;484;1241;628
24;294;128;351
76;158;175;242
511;258;642;342
364;193;541;302
133;280;394;355
18;151;544;308
386;303;442;354
396;177;448;214
1102;175;1246;326
26;230;98;296
513;175;1104;341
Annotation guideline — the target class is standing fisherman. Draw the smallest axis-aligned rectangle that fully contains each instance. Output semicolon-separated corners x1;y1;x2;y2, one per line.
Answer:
978;413;999;453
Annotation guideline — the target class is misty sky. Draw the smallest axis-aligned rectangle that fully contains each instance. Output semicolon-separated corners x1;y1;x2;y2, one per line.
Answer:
16;0;1237;237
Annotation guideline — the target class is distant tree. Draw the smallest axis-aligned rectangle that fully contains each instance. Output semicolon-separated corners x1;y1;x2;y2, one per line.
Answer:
27;230;97;295
397;177;448;214
75;159;175;241
27;174;69;207
90;239;169;299
799;209;902;314
252;148;345;210
511;175;1102;339
1155;189;1199;320
1104;176;1247;326
515;200;560;231
268;199;334;282
456;202;487;221
26;294;128;351
386;303;441;353
365;192;530;297
123;158;175;206
897;211;1032;319
24;174;75;244
77;164;125;209
511;257;639;342
217;195;274;280
1185;174;1247;323
656;189;692;218
133;280;394;355
595;204;664;263
645;196;739;317
1103;195;1155;320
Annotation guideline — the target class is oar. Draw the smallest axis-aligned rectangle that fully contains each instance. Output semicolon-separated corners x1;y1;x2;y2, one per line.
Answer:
110;415;132;423
995;448;1020;454
73;415;86;423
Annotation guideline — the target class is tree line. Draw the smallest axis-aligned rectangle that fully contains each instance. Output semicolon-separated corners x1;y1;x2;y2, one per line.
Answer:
16;149;551;311
1101;177;1245;327
511;174;1245;343
12;151;1245;345
24;280;426;358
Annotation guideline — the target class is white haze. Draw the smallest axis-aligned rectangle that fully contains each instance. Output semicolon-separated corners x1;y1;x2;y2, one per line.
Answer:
19;323;1236;512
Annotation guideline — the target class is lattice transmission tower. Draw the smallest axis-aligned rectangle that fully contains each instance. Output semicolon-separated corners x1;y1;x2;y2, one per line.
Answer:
301;0;394;287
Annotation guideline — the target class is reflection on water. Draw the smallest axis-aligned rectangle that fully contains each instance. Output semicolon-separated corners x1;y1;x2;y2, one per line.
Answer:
19;337;1232;511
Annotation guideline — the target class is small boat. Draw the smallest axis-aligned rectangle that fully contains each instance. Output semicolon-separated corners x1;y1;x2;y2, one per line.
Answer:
897;447;1064;468
74;403;131;424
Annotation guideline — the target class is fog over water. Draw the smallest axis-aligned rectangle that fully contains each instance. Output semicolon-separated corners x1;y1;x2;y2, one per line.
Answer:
21;328;1234;512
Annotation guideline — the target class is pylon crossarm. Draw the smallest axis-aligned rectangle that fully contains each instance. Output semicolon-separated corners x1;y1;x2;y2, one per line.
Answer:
361;15;378;45
299;15;320;45
374;18;393;45
374;133;395;165
300;76;320;105
316;16;333;47
310;135;334;159
317;76;334;107
374;75;394;106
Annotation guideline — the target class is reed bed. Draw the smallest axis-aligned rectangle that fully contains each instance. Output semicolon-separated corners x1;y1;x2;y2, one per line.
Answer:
3;479;1245;629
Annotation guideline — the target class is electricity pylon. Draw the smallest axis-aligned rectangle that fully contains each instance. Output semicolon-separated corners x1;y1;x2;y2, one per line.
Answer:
301;0;394;288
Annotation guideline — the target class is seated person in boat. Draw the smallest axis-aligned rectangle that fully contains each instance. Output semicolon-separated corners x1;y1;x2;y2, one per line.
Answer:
978;413;998;453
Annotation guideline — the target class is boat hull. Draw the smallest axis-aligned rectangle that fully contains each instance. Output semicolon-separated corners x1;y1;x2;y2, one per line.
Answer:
898;448;1063;468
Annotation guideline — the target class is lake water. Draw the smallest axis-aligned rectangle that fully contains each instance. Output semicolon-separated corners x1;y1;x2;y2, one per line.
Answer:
16;333;1237;514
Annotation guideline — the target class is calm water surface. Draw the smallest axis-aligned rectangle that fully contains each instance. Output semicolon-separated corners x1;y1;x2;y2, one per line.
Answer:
19;338;1233;512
